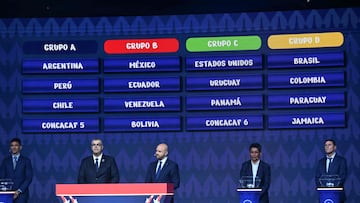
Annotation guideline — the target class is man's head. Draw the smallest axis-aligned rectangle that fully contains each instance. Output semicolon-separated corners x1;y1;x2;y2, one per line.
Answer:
10;138;22;155
91;139;104;156
249;143;262;162
324;139;336;156
155;143;169;160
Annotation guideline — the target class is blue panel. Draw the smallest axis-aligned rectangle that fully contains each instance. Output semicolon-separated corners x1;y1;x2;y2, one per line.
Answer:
22;118;99;132
104;96;180;112
104;117;181;132
267;52;344;69
22;59;99;74
268;112;346;129
268;93;345;109
104;77;180;92
104;57;180;72
186;75;263;91
318;190;342;203
268;71;345;89
186;115;263;130
186;55;262;71
0;194;12;203
23;40;98;55
23;98;99;113
186;95;263;110
238;191;261;203
22;79;99;93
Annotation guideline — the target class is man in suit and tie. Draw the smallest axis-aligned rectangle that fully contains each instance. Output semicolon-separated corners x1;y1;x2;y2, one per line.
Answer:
240;143;271;203
78;138;119;183
0;138;33;203
315;139;347;203
145;143;180;203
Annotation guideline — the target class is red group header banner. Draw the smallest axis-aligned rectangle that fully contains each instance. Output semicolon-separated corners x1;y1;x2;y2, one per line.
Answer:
104;38;179;54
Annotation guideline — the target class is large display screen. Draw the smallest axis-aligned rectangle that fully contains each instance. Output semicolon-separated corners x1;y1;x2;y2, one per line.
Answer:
20;22;347;132
0;7;359;203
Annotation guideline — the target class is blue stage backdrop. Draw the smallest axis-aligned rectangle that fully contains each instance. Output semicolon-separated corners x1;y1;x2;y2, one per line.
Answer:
0;7;360;203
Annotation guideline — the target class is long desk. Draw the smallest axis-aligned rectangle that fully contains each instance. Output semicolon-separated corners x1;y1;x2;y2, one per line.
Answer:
56;183;174;203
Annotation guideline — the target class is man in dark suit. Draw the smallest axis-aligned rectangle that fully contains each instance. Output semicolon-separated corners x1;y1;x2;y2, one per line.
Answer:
240;143;271;203
315;139;347;203
145;143;180;203
0;138;33;203
78;138;119;183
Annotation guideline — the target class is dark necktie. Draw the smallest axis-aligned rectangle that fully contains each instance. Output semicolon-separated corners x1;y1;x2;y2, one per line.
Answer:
155;161;162;179
13;156;17;170
95;158;99;172
327;158;333;173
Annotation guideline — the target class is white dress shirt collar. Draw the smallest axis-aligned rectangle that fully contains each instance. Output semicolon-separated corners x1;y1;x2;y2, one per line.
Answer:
93;153;103;166
13;154;20;160
157;156;168;169
327;152;336;159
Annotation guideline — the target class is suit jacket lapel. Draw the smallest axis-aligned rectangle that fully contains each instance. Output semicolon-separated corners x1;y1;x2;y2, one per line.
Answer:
328;155;338;173
322;158;327;173
246;161;252;176
256;162;262;177
98;156;106;173
157;160;169;179
18;156;22;169
328;157;333;173
14;156;22;170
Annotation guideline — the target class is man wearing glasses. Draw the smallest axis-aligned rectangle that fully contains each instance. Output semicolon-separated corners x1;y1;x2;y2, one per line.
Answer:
77;138;119;183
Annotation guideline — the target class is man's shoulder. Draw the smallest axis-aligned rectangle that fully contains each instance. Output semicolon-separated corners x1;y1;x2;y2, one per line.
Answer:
102;155;117;163
102;154;115;159
318;156;326;162
81;156;93;162
1;155;12;163
19;155;31;162
148;160;157;166
335;154;347;162
166;159;178;166
260;160;270;167
241;160;251;166
2;155;12;160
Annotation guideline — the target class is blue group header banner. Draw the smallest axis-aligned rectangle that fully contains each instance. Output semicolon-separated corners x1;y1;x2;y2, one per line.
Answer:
22;41;98;55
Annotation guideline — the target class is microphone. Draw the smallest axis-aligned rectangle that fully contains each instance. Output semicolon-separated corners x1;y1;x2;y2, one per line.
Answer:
153;153;156;157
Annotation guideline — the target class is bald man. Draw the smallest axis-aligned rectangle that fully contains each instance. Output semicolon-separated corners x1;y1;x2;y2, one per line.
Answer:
145;143;180;190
